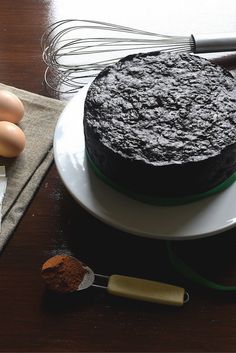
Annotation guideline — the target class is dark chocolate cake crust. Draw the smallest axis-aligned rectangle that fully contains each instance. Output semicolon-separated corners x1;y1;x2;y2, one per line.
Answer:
84;52;236;198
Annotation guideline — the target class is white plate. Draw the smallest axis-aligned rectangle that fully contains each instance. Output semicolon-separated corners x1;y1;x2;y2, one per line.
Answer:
53;85;236;240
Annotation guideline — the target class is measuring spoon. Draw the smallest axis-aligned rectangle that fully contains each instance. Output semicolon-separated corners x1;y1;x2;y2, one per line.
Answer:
41;255;189;306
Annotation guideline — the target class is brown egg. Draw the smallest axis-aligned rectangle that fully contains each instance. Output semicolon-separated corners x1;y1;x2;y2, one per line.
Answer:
0;121;26;157
0;90;24;124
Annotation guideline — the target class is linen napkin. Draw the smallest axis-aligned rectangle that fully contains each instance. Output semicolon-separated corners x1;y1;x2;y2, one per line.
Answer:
0;83;66;251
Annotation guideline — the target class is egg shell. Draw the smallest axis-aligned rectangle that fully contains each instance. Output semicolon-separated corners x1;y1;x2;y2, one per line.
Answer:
0;90;24;124
0;121;26;157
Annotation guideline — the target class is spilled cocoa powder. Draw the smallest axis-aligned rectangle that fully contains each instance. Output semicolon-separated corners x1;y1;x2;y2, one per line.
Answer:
41;255;88;293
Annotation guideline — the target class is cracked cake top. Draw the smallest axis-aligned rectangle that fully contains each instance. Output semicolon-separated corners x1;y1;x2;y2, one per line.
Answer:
84;52;236;166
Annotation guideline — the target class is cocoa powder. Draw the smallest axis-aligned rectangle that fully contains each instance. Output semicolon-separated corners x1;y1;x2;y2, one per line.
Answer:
41;255;87;293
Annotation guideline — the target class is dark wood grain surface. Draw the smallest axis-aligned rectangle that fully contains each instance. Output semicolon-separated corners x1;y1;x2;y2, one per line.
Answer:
0;1;236;352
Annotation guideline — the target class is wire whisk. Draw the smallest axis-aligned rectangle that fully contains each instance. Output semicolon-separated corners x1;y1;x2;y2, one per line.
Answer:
41;19;194;96
41;19;236;96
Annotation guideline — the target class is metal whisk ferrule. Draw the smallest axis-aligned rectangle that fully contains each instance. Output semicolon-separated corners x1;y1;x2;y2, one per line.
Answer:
192;32;236;53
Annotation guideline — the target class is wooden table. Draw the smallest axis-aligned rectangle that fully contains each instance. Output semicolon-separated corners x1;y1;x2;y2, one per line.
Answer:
0;1;236;351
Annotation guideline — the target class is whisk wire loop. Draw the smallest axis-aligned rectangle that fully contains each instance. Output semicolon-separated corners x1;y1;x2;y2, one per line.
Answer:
41;19;194;95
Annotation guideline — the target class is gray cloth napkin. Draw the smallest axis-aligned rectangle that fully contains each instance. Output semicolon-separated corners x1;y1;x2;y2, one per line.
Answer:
0;83;66;251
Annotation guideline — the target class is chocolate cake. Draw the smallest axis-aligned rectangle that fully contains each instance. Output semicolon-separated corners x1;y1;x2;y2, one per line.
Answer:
83;52;236;202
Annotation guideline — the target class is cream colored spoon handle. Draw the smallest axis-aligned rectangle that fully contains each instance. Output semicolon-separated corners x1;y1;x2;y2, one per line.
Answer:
107;274;186;306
